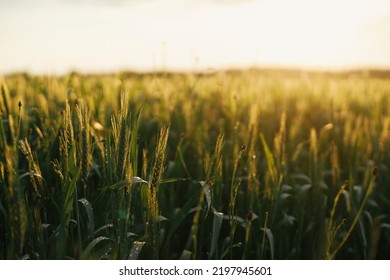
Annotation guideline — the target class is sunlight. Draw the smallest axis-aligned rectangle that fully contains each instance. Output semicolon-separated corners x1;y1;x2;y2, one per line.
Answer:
0;0;389;73
224;0;390;68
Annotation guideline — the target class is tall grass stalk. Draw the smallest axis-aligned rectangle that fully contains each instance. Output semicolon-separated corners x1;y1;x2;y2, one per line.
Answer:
192;133;224;259
147;125;170;259
327;168;378;259
228;144;246;258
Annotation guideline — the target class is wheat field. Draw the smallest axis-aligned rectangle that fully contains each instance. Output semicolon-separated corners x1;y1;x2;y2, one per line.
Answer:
1;69;390;260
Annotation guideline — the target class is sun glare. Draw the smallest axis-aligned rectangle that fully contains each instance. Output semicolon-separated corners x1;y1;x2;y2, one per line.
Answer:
0;0;389;73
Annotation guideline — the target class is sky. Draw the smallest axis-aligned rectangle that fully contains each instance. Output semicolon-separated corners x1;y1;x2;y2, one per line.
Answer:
0;0;389;74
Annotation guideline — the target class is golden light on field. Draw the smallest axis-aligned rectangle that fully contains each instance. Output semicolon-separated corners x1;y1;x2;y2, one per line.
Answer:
0;0;389;74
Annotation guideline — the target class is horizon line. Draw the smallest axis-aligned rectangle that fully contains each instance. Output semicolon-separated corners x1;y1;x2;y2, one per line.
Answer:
2;64;390;77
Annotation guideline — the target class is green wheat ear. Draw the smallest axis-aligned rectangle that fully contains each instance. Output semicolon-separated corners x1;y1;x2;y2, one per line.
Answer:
0;76;11;116
75;103;91;194
147;125;170;259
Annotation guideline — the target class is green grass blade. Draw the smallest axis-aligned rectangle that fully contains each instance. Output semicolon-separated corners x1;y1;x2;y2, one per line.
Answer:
128;241;146;260
81;236;111;259
209;211;223;259
78;198;95;240
260;133;277;185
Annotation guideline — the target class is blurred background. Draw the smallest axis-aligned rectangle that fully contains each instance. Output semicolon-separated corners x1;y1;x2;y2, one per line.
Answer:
1;0;389;74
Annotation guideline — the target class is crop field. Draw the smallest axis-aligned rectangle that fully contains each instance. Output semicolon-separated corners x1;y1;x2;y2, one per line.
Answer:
1;69;390;260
